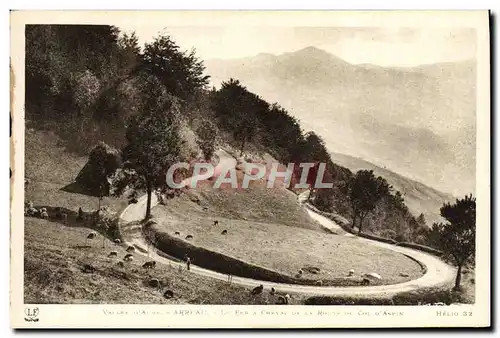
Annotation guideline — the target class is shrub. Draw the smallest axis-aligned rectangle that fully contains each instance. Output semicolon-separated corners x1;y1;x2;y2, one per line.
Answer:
396;242;443;256
305;296;393;305
358;232;397;245
391;288;466;305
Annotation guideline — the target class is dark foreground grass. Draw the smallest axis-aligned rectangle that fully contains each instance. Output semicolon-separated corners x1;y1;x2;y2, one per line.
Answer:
305;287;473;306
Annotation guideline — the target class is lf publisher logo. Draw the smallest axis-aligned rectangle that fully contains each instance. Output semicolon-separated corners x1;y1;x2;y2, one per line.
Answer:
24;307;39;322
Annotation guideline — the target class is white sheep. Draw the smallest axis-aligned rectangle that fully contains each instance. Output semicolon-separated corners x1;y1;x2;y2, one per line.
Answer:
348;269;355;277
86;231;97;246
40;208;49;219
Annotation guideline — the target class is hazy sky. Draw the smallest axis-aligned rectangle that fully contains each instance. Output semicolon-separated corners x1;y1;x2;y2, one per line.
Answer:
120;25;476;66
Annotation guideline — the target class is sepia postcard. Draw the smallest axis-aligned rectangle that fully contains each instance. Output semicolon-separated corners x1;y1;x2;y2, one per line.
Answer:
10;10;491;328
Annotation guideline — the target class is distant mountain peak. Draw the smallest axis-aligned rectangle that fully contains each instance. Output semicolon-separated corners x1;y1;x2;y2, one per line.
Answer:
286;46;351;65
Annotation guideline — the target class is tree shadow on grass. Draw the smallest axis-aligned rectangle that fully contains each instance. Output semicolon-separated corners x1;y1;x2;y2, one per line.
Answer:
60;181;94;196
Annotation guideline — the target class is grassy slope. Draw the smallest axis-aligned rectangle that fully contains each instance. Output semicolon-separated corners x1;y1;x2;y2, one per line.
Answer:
24;129;301;304
24;217;301;304
186;156;323;231
150;161;424;285
25;128;127;213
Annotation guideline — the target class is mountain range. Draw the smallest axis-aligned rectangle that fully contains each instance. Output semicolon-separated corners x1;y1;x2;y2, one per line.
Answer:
204;46;476;199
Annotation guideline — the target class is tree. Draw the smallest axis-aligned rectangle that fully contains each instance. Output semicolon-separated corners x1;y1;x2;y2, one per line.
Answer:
75;141;122;210
211;79;264;156
121;73;185;219
233;112;258;156
432;194;476;290
142;34;210;100
195;119;218;160
349;170;390;234
417;213;427;227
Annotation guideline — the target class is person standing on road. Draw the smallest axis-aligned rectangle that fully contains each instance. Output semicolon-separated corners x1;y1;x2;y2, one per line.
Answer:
186;255;192;271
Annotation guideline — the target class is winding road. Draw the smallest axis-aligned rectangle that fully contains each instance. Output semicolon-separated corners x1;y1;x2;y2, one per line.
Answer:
120;150;456;297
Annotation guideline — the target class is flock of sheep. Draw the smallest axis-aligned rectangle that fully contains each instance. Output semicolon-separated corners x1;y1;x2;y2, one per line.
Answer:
24;201;63;221
173;219;229;241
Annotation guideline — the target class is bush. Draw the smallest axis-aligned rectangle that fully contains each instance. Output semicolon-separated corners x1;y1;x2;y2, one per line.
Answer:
396;242;443;256
391;288;465;305
358;232;397;245
305;296;393;305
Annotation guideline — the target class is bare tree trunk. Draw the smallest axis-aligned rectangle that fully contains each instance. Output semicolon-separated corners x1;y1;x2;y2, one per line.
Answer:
239;138;246;156
146;182;152;220
358;216;365;234
308;188;314;202
351;208;357;231
454;264;463;290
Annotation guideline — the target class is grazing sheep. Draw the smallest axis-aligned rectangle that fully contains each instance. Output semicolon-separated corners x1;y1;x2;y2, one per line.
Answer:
142;261;156;269
348;269;355;277
363;272;383;280
82;264;95;273
86;231;97;245
108;251;118;257
174;231;180;236
148;278;160;288
361;278;370;286
113;239;121;245
304;266;320;274
123;254;134;261
164;290;174;299
26;207;38;217
126;245;135;253
251;284;264;295
270;287;276;295
277;294;291;304
40;209;49;219
315;280;323;286
185;235;193;240
221;230;227;235
214;220;219;226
